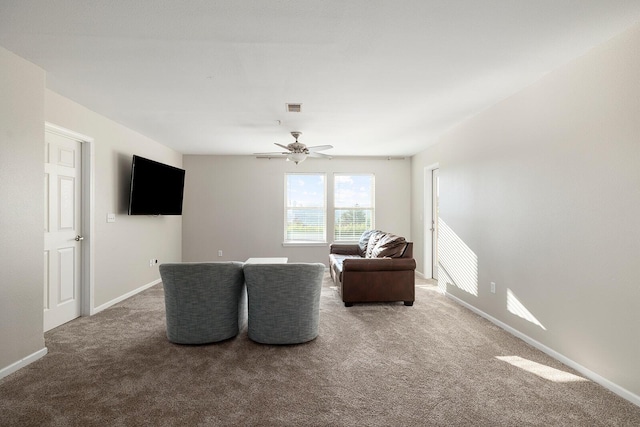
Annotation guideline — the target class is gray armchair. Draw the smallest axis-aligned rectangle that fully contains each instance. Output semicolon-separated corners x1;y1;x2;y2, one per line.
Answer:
159;262;246;344
243;263;325;344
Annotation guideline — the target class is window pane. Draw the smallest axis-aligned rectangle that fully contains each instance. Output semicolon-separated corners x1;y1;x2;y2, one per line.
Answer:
335;175;374;208
286;208;325;241
334;208;373;241
334;174;375;241
286;174;325;207
285;173;326;242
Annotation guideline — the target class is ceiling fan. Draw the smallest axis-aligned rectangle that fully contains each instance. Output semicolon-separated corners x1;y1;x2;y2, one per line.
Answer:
255;132;333;164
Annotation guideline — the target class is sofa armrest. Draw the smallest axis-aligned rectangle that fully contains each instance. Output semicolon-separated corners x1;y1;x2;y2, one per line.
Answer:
342;257;416;272
330;243;360;255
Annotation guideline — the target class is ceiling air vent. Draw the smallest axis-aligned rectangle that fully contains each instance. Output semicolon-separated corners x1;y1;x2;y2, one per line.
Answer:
286;103;302;113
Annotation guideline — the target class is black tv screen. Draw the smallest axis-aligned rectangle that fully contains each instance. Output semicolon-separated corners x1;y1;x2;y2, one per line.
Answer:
128;155;185;215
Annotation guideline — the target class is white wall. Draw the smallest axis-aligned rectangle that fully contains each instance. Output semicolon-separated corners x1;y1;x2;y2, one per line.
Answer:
412;24;640;400
182;156;411;264
45;91;183;307
0;44;183;377
0;46;47;373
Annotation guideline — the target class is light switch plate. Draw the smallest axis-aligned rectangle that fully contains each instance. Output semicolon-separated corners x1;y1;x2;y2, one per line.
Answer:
107;213;116;223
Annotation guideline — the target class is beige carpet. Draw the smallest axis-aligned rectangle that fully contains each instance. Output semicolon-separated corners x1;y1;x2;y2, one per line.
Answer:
1;274;638;426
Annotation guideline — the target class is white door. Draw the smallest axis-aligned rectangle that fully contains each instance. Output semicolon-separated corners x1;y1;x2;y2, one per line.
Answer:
431;168;439;279
44;131;82;331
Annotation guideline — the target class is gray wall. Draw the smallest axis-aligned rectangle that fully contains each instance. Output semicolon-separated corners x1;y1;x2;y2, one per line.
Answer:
0;46;46;371
182;156;411;264
45;91;183;307
412;24;640;398
0;45;183;376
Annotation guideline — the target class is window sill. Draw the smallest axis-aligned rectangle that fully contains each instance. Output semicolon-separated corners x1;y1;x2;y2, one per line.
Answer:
282;241;328;247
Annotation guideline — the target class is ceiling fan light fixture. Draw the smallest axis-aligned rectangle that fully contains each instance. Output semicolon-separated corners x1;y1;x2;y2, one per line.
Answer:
254;130;331;164
287;152;307;164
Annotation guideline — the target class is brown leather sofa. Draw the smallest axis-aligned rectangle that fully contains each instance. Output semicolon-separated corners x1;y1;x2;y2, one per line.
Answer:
329;230;416;307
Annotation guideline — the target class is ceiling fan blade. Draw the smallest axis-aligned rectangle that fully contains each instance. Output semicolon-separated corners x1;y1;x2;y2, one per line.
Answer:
274;143;290;150
253;151;288;155
306;145;333;152
307;152;332;158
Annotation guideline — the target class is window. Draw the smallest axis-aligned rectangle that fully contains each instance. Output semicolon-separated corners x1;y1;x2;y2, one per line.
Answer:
334;174;375;241
285;173;326;243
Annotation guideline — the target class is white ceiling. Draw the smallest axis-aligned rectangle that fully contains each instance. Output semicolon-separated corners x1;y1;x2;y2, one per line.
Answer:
2;1;640;157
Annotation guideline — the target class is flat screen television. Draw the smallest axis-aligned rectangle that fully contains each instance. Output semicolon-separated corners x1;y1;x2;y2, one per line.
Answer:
128;155;185;215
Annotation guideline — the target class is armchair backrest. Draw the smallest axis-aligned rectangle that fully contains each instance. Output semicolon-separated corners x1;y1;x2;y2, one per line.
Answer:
160;262;245;344
243;263;325;344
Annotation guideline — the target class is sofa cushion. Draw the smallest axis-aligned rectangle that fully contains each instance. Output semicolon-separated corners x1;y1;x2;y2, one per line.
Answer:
329;253;362;282
358;229;379;257
370;233;408;258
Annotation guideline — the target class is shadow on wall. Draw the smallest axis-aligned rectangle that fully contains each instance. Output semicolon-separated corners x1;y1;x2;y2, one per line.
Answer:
117;152;132;214
438;219;478;296
437;218;546;330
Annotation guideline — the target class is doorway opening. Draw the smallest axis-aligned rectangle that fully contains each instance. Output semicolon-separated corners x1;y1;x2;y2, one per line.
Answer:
423;165;439;279
44;123;94;331
431;168;439;279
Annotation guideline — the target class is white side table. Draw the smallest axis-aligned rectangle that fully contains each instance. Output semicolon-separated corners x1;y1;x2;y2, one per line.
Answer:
245;257;288;264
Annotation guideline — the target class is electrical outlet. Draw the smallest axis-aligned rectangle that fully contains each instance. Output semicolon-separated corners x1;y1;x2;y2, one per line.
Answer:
149;259;154;267
218;250;223;257
490;282;496;294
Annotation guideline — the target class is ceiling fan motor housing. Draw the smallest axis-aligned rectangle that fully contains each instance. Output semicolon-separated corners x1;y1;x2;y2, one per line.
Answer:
287;132;309;153
253;130;331;162
287;141;308;153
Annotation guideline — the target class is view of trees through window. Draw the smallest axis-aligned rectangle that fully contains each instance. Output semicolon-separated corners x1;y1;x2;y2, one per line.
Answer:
285;173;326;242
334;174;375;241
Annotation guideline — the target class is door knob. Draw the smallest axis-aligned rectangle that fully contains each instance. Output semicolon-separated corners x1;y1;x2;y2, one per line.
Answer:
75;235;84;241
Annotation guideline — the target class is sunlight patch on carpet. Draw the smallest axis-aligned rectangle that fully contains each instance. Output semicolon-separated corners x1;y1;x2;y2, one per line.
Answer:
496;356;588;383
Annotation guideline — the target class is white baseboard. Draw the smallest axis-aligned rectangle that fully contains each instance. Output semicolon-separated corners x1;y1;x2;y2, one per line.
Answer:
445;292;640;408
93;279;161;314
0;347;48;381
